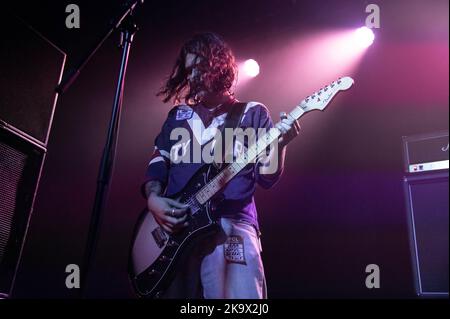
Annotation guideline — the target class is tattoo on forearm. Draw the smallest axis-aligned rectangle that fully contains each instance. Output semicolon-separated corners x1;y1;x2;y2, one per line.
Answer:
145;180;163;198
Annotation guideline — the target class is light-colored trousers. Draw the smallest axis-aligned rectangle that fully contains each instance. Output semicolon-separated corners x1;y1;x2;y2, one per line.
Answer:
162;218;267;299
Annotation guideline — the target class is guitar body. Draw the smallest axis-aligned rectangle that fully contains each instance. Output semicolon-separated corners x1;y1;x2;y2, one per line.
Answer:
128;164;221;298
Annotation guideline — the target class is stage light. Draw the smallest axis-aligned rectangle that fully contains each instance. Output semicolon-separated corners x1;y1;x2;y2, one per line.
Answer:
353;27;375;48
243;59;260;77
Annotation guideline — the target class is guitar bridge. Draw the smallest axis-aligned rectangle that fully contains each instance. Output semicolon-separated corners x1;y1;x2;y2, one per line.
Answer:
151;226;168;248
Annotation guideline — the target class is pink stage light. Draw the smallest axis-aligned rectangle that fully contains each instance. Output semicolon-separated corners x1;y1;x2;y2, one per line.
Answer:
353;27;375;49
243;59;260;77
236;28;374;95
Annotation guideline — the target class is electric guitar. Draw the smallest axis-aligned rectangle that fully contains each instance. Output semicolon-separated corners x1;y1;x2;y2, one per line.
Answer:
128;76;354;298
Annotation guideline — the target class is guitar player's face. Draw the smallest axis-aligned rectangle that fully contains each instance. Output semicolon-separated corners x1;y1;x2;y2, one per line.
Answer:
185;52;202;88
185;52;227;105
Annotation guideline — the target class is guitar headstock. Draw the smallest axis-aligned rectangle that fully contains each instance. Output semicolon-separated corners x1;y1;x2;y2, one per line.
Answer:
298;76;354;112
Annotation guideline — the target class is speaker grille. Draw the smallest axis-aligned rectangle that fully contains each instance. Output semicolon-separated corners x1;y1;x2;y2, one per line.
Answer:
405;172;449;296
0;142;28;264
0;127;45;297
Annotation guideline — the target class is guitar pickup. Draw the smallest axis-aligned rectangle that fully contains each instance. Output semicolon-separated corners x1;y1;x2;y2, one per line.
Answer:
151;227;168;248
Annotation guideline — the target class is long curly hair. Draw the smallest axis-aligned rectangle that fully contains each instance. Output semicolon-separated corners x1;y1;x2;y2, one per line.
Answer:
157;32;238;105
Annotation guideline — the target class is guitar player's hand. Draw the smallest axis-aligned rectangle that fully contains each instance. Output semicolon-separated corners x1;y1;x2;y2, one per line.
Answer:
277;112;301;147
147;194;189;233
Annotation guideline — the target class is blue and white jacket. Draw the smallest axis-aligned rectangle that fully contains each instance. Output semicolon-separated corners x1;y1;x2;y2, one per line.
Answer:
143;101;282;229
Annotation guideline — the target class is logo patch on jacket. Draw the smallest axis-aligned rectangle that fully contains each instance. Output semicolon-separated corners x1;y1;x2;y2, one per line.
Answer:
224;235;246;265
176;108;193;120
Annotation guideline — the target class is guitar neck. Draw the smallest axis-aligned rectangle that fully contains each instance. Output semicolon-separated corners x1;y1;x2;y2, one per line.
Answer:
194;106;306;205
193;76;353;205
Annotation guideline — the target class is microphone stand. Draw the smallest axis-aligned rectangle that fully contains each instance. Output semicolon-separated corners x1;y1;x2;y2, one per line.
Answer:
55;0;143;297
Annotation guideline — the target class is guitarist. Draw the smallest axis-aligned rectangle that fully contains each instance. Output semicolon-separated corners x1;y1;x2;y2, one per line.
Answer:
142;32;300;298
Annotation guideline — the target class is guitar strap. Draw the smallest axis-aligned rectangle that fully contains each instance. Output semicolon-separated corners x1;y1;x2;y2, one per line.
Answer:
212;100;247;169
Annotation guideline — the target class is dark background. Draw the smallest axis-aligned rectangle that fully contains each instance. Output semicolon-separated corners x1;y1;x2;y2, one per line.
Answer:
3;0;448;298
